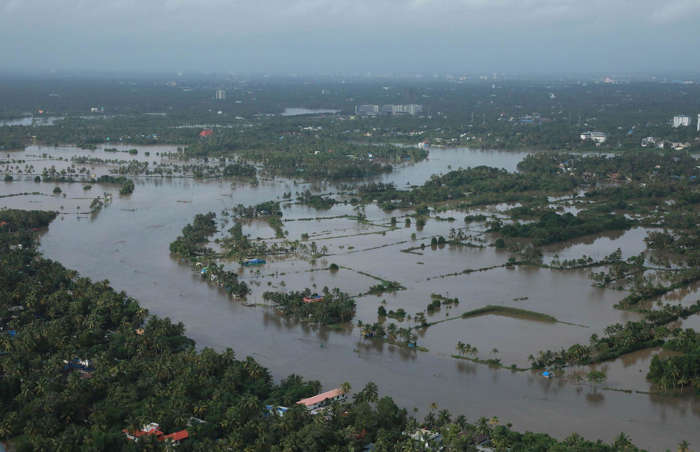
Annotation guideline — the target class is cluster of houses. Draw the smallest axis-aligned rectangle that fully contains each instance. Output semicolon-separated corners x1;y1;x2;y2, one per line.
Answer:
0;305;24;342
581;131;693;151
118;390;493;450
123;423;189;445
579;131;607;144
641;136;691;151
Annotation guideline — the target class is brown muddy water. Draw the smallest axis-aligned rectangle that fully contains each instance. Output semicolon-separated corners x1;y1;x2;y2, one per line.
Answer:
2;145;699;450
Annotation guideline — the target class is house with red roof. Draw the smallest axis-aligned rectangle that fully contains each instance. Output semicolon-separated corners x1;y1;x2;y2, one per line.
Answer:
297;388;346;411
123;422;189;445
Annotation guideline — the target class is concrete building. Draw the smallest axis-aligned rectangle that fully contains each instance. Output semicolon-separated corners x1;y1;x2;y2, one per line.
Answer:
697;114;700;132
355;104;379;116
641;137;656;147
380;104;423;116
673;115;690;128
580;131;607;144
215;89;226;100
356;104;423;116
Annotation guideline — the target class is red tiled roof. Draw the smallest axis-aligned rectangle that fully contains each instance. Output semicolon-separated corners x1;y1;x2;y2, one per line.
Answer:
303;296;324;303
297;388;343;407
163;430;189;442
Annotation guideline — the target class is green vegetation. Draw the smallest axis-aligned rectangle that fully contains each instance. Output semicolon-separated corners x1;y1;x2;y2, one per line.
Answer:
297;190;336;210
0;208;650;448
0;209;56;232
263;288;355;324
360;321;418;348
197;262;250;298
95;175;135;195
386;308;407;322
222;162;256;177
461;305;557;323
358;165;575;211
648;328;700;392
493;211;633;246
169;212;217;258
531;303;700;370
427;294;459;314
367;280;404;296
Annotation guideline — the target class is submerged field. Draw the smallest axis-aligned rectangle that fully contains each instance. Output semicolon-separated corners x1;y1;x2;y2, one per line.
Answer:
2;144;700;449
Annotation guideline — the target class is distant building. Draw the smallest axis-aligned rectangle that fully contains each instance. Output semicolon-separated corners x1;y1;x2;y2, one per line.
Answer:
697;114;700;132
641;137;656;147
673;115;690;128
215;89;226;100
580;131;607;144
380;104;423;116
355;104;379;116
671;142;690;151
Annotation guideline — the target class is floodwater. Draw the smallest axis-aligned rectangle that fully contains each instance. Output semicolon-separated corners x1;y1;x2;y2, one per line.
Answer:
2;145;699;450
374;147;531;186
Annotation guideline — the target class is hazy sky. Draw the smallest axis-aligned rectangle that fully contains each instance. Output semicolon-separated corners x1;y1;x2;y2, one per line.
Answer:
2;0;700;75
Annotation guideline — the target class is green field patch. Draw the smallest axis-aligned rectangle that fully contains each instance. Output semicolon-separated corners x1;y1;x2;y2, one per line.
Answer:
460;305;558;323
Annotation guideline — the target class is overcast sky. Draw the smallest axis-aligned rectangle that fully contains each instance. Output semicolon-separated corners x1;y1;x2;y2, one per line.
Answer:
2;0;700;75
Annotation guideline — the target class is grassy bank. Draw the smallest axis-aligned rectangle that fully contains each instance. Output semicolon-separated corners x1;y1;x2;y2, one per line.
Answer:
460;305;558;323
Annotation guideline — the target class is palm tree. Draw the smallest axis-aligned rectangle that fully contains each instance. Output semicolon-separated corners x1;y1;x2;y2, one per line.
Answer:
613;432;633;450
476;417;491;438
359;382;378;403
678;440;690;452
456;341;466;356
340;381;351;395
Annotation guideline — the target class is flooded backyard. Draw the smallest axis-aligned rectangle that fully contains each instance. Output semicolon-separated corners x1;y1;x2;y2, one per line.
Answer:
2;145;699;450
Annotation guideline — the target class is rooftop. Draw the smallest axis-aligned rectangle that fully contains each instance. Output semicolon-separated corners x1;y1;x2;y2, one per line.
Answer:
297;388;343;407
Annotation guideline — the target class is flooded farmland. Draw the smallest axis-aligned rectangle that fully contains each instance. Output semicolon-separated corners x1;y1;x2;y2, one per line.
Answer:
2;144;699;450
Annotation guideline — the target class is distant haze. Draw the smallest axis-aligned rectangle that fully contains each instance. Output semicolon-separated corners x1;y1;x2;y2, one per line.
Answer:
2;0;700;75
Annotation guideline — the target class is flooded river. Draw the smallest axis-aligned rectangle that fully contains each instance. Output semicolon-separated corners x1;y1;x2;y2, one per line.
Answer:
2;145;699;450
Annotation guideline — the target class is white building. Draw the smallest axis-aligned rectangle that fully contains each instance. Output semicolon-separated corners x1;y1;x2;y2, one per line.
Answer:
673;115;690;128
697;114;700;132
580;131;607;144
641;137;656;147
355;104;379;116
380;104;423;116
215;89;226;100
